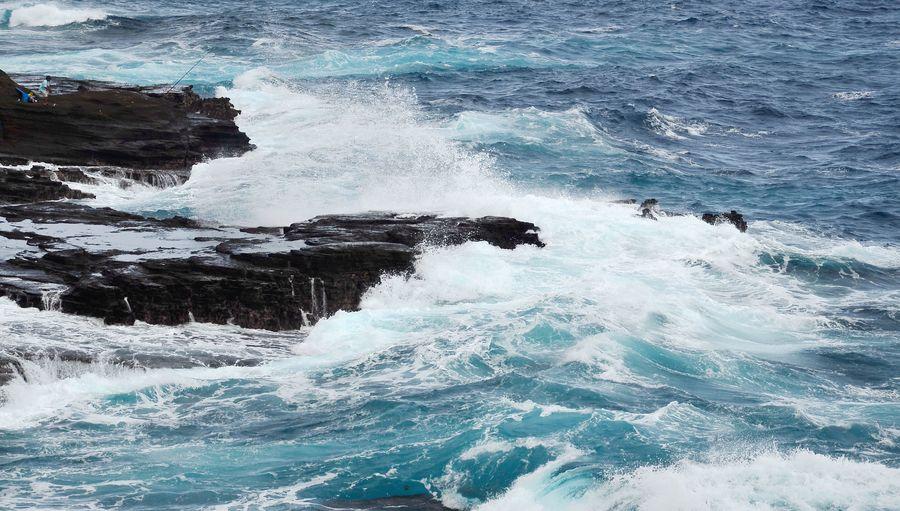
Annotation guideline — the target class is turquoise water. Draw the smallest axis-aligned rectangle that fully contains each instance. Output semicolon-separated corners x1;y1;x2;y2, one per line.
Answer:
1;1;899;509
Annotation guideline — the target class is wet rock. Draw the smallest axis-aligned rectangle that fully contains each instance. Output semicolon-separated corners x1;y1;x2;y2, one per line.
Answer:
702;210;748;232
0;355;27;385
0;205;543;330
284;213;545;249
328;495;453;510
0;201;198;227
639;198;660;220
0;166;95;204
0;69;253;170
52;167;99;185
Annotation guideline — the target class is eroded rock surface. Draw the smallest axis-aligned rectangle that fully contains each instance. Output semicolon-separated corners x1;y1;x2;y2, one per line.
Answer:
0;70;253;169
0;203;543;330
0;166;95;204
702;210;749;232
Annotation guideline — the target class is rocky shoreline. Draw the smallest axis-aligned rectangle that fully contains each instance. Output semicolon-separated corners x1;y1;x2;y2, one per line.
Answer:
1;70;253;169
0;71;746;388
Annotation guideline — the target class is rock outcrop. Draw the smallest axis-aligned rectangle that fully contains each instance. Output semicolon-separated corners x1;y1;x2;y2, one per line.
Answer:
0;200;543;330
0;70;252;169
0;165;95;204
701;210;748;232
618;197;749;232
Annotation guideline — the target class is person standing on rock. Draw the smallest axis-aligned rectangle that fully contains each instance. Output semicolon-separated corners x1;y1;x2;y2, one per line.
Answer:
38;76;52;98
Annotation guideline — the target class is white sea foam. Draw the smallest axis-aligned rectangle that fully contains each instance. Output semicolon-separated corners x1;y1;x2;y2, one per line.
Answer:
476;449;900;511
4;68;896;436
1;70;896;510
646;107;708;140
444;107;617;152
0;359;257;429
209;473;337;511
4;2;107;27
833;90;874;101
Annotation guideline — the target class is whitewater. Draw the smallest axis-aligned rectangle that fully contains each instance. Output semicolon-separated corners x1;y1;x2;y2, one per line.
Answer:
1;1;899;509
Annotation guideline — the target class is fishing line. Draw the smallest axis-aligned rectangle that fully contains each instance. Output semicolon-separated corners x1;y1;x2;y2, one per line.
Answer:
164;53;207;93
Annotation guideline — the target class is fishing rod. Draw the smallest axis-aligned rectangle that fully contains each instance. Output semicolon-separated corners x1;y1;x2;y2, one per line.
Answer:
164;54;206;94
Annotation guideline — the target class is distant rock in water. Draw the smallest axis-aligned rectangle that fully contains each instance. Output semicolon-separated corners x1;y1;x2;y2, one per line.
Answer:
0;201;543;330
702;210;748;232
0;70;253;170
639;198;660;220
621;197;748;232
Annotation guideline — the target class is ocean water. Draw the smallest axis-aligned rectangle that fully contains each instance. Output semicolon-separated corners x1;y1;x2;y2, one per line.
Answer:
1;1;899;509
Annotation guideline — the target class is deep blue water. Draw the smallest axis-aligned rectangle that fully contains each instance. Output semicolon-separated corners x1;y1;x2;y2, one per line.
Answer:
1;1;899;509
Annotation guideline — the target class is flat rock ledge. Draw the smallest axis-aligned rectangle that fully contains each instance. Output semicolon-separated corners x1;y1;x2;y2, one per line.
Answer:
0;197;543;331
0;70;253;170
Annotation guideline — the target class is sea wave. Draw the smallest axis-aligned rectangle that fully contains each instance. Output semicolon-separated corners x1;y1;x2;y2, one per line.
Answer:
443;106;619;154
477;449;900;511
646;107;708;140
1;2;107;27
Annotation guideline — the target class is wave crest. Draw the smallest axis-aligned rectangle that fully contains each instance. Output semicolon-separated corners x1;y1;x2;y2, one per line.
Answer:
478;450;900;511
3;2;107;28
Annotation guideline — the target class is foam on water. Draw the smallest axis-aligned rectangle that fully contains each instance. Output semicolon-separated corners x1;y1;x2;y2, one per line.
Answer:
476;449;900;511
123;69;510;225
2;20;899;504
2;2;107;27
646;107;708;140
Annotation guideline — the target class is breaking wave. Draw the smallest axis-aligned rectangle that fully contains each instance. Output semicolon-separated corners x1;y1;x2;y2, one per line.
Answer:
477;449;900;511
1;2;107;27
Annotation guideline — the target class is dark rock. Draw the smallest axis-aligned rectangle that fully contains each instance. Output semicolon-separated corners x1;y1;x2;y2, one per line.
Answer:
0;355;26;385
639;198;660;220
0;166;95;204
0;69;253;170
639;198;659;210
284;213;545;249
0;156;28;166
612;198;637;204
702;210;748;232
0;201;147;224
53;167;99;185
0;206;543;330
327;495;452;510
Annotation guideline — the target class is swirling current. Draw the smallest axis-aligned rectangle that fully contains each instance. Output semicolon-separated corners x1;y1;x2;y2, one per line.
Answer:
1;1;899;509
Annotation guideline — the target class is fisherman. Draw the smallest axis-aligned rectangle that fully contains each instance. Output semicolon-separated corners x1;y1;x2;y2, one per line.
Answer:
38;75;51;98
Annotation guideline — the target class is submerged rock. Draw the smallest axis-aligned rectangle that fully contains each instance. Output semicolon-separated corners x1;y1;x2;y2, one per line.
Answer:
328;495;453;510
0;204;543;330
0;70;253;170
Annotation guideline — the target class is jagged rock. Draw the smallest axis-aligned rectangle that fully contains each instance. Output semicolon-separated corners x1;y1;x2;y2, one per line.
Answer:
52;167;99;185
639;198;660;220
0;205;543;330
0;166;95;204
702;210;748;232
625;197;748;232
0;355;26;385
0;70;253;170
283;213;545;249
